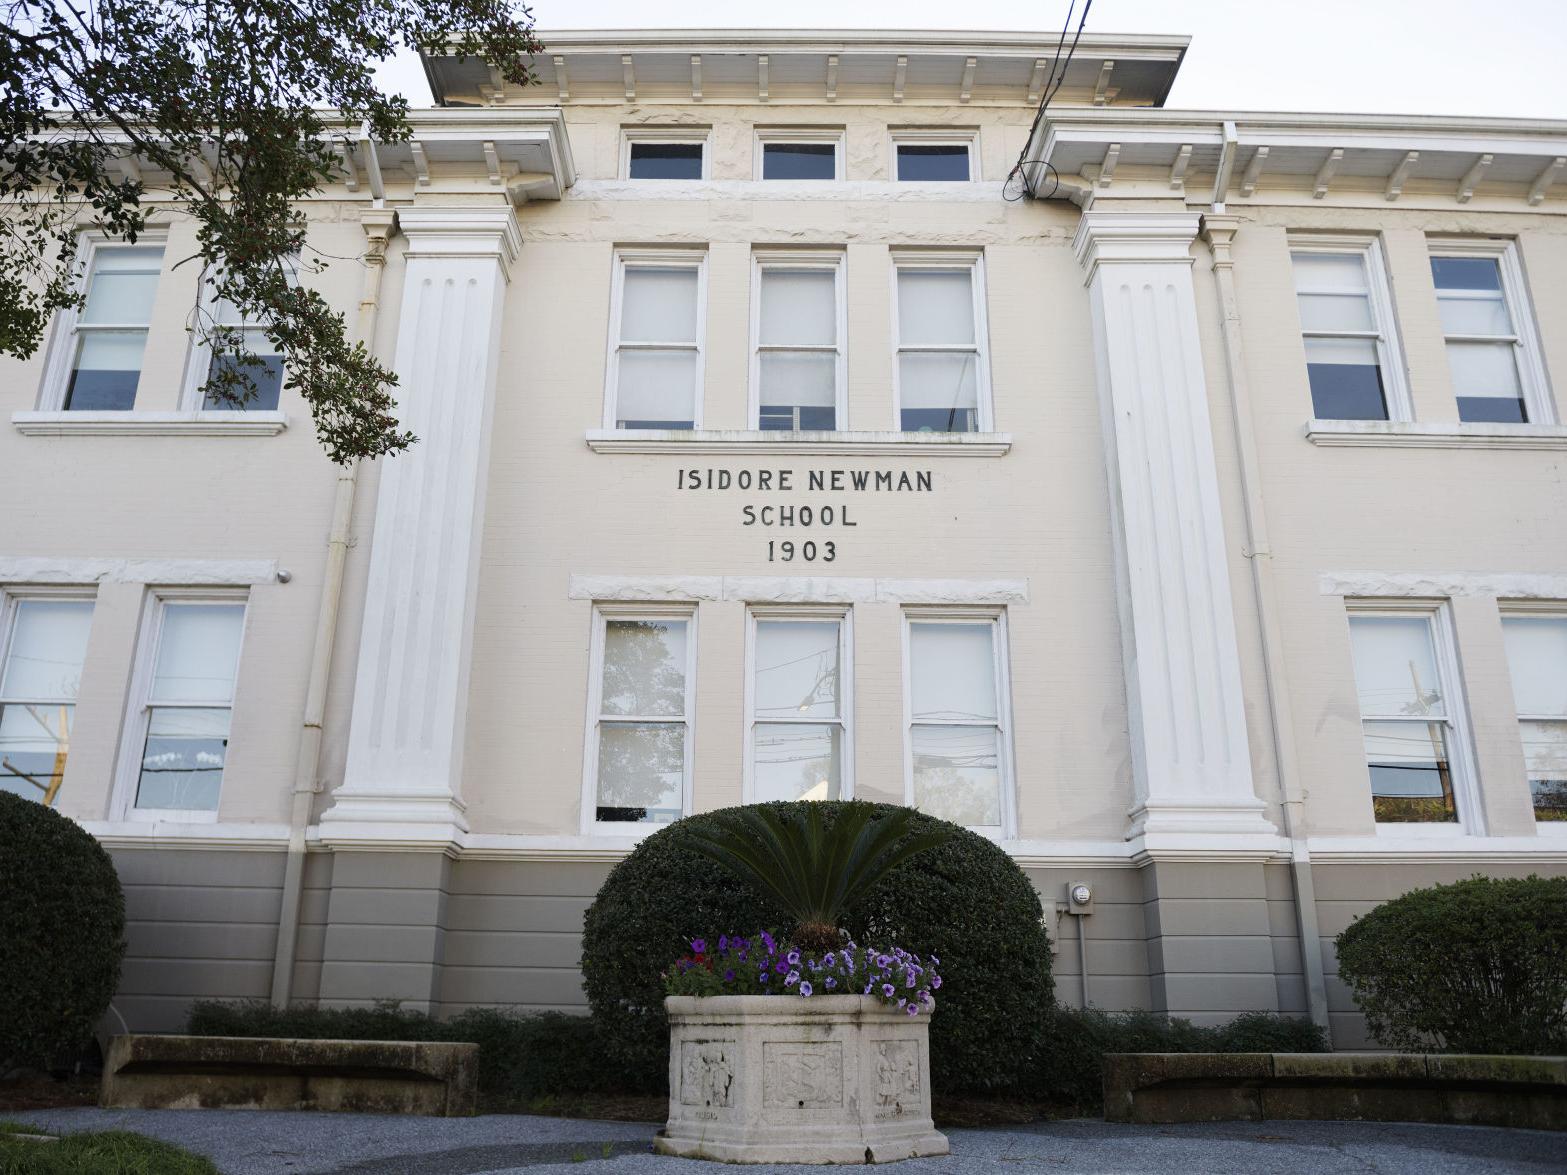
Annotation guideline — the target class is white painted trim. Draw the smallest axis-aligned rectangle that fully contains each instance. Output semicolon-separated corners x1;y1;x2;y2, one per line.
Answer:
620;126;712;180
81;819;292;851
585;429;1010;455
1306;834;1567;863
13;410;289;436
0;557;278;586
604;247;708;431
748;249;847;430
1320;571;1567;599
1288;234;1413;422
1304;419;1567;448
566;179;1008;203
889;250;994;433
743;606;853;804
753;127;846;181
889;128;981;181
1427;236;1557;425
581;602;698;836
568;575;1029;605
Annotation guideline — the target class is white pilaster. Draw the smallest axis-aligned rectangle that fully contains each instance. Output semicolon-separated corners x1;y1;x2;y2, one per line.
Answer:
1074;212;1275;839
322;205;520;844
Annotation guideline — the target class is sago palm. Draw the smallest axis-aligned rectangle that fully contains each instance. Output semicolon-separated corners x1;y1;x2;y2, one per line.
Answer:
684;802;951;952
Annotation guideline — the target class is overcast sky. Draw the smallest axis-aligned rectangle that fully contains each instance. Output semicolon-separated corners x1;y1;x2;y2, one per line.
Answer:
375;0;1566;118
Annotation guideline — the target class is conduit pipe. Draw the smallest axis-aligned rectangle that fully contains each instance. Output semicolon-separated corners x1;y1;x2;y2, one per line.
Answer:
1199;214;1333;1038
269;210;397;1008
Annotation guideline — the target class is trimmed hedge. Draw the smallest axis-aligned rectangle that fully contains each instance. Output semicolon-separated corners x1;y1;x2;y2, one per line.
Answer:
1033;1007;1330;1113
1335;874;1567;1054
0;793;126;1071
580;801;1054;1095
185;1000;607;1103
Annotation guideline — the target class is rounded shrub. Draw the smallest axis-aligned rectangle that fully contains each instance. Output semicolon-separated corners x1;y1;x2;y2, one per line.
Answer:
0;793;127;1069
581;800;1053;1094
1335;873;1567;1054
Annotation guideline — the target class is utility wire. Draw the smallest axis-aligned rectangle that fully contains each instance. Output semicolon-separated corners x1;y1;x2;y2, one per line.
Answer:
1004;0;1095;202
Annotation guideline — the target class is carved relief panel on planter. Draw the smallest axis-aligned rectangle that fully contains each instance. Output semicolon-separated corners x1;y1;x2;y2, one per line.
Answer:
680;1040;734;1108
763;1041;844;1108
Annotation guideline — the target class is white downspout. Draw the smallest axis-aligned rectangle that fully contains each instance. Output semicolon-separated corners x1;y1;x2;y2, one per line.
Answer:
1200;213;1333;1037
270;209;397;1008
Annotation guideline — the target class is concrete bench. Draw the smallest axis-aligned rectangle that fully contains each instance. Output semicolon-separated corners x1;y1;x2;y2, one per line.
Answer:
101;1034;479;1116
1103;1052;1567;1131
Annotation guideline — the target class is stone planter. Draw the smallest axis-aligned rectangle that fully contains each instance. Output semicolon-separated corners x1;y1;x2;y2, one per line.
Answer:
655;994;949;1164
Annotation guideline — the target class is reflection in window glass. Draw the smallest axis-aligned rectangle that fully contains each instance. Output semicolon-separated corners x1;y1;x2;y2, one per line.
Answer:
907;620;1003;828
595;618;690;824
762;142;836;180
135;603;244;811
0;600;93;805
752;619;843;802
1348;615;1458;823
65;245;165;410
200;269;294;411
1431;255;1526;423
1291;251;1389;421
1502;616;1567;822
628;142;703;179
896;144;970;181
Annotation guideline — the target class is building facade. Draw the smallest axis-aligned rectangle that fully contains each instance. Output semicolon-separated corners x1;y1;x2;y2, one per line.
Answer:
4;29;1566;1049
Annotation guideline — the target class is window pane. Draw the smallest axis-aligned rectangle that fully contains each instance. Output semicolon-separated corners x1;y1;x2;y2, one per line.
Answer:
1364;719;1457;823
759;405;836;431
1503;617;1567;717
151;604;244;705
763;142;835;180
760;352;836;415
1;600;93;700
754;723;840;803
616;351;697;429
1431;255;1503;292
80;247;163;324
897;270;974;344
1437;292;1512;337
754;621;839;719
596;722;683;823
1522;721;1567;822
1296;292;1374;333
65;330;147;410
1291;252;1368;292
910;622;996;721
760;270;835;345
205;336;283;411
621;268;698;343
1349;616;1444;718
897;144;969;181
135;706;228;811
899;353;977;433
628;142;703;180
912;725;1000;826
601;619;687;717
0;703;72;805
1448;341;1525;423
1304;335;1386;420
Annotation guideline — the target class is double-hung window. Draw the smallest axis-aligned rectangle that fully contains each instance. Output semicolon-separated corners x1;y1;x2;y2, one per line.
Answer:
903;611;1011;832
50;238;167;410
752;252;844;430
746;611;850;803
127;598;246;815
1501;614;1567;823
606;250;705;431
893;253;991;433
1346;609;1475;826
1429;242;1553;424
185;264;294;410
585;608;695;829
1290;240;1408;421
0;596;93;806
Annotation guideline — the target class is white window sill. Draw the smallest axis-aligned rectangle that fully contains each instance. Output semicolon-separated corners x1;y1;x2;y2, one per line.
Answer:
1305;419;1567;449
13;410;289;437
586;429;1011;456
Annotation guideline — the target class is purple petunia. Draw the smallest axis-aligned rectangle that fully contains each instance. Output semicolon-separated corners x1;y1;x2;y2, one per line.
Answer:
724;969;735;982
775;959;789;975
931;976;942;989
718;935;729;952
882;983;896;998
824;976;837;989
799;981;813;997
691;938;707;954
761;931;776;954
785;970;800;987
786;950;801;966
906;1004;920;1016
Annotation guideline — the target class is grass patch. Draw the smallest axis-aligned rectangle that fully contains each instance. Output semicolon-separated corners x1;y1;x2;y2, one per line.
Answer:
0;1127;217;1174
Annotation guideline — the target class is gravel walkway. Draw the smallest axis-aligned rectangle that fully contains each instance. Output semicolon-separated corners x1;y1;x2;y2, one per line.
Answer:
6;1108;1566;1174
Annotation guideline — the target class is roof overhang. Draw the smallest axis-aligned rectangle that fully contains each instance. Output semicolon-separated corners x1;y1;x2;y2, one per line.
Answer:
1024;109;1567;207
425;28;1189;108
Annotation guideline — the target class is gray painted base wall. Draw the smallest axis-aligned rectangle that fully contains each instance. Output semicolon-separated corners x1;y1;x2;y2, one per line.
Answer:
103;846;1567;1050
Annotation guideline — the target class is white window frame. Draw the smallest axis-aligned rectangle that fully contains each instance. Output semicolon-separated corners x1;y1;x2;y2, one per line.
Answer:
581;603;699;837
890;129;981;181
111;589;249;824
603;247;708;431
748;249;847;431
743;606;854;804
0;586;96;807
36;229;170;411
1344;599;1484;835
1289;234;1413;422
1498;601;1567;832
621;127;711;180
900;607;1016;838
179;258;298;410
1427;237;1557;425
753;128;845;181
890;249;994;433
